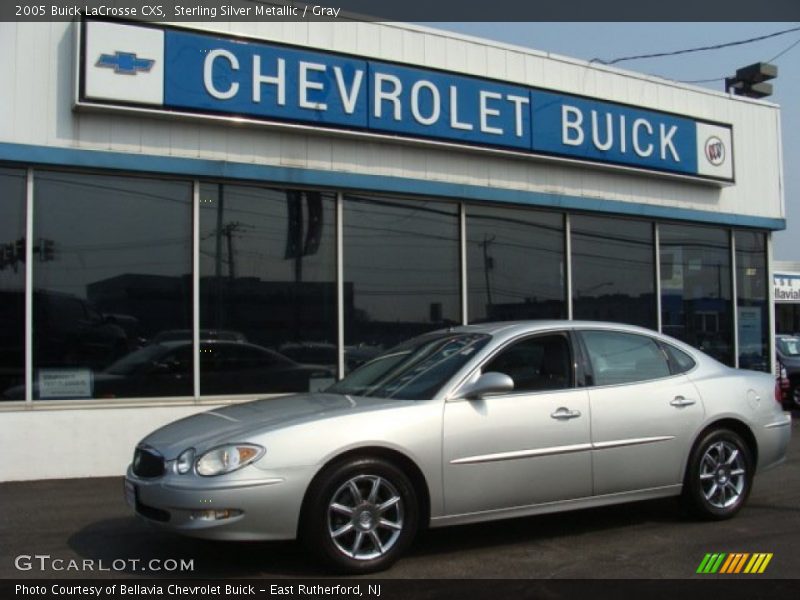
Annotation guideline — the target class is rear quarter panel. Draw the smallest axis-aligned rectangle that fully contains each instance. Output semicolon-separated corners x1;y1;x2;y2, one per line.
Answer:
688;365;790;470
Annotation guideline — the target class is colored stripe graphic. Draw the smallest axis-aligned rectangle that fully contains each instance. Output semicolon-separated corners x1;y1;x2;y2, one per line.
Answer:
697;553;772;574
697;553;727;573
720;553;748;573
733;553;750;573
744;553;773;574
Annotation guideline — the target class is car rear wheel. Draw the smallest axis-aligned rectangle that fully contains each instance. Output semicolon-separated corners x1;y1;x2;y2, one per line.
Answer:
683;429;753;520
301;457;418;573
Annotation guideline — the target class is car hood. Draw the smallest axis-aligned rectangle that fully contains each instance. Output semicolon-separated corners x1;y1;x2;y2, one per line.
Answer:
141;393;408;458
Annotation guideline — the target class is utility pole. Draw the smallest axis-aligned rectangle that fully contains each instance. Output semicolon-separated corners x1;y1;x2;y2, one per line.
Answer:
479;235;495;310
222;221;244;280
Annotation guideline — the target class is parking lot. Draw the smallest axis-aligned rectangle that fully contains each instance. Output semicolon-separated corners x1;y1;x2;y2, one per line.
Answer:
1;418;797;580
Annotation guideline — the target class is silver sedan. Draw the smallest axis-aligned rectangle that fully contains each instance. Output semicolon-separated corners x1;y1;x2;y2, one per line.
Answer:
125;321;792;573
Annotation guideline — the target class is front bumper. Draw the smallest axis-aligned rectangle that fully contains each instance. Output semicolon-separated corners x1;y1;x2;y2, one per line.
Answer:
125;464;315;541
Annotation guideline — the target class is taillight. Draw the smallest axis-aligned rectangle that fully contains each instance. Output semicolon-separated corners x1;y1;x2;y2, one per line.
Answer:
775;380;783;405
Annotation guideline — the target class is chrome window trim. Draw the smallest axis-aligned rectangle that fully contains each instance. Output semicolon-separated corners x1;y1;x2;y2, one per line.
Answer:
767;232;776;374
24;168;33;406
731;229;739;369
459;202;468;326
565;213;573;321
655;221;662;333
336;191;345;379
192;180;201;400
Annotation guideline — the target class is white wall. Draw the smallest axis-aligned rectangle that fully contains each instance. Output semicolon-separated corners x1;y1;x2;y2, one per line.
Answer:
0;403;222;481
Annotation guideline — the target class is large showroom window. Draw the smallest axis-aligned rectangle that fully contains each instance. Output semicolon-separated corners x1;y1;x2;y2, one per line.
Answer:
660;224;733;366
735;230;769;371
343;194;460;369
466;204;565;322
571;215;656;329
199;184;337;394
0;168;26;401
32;171;193;400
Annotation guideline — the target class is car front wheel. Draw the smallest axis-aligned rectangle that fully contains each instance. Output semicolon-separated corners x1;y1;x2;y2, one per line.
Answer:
683;429;753;520
301;457;418;573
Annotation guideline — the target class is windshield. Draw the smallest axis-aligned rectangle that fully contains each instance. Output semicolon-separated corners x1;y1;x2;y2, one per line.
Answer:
778;337;800;357
326;332;490;399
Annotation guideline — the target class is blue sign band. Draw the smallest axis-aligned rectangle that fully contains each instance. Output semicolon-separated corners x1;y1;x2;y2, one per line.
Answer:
124;28;727;180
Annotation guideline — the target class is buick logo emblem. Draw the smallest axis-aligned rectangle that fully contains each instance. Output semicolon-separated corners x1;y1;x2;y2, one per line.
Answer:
704;136;725;166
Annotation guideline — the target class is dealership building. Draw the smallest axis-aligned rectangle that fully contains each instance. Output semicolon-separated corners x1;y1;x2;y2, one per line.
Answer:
0;18;785;480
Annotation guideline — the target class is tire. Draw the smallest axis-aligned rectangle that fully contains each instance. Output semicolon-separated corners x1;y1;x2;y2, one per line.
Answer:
682;428;753;520
301;457;419;574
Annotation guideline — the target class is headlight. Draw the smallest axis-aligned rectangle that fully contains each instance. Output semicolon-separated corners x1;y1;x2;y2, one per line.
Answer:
175;448;195;474
195;444;265;477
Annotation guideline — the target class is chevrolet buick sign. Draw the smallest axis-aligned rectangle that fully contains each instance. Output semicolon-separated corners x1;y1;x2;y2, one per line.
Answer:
78;20;735;183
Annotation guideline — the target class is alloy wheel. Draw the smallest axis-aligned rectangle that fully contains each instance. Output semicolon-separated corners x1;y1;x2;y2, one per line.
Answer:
698;440;747;509
327;474;404;560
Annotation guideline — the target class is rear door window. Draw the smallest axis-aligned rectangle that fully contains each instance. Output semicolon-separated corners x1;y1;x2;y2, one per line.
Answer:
580;330;671;386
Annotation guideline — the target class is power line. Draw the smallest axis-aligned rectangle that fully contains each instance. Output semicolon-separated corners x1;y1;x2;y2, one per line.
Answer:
768;36;800;62
592;25;800;66
676;33;800;85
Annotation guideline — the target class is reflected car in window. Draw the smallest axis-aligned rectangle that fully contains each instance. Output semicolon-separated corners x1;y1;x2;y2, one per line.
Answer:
125;321;791;573
776;334;800;410
4;340;334;399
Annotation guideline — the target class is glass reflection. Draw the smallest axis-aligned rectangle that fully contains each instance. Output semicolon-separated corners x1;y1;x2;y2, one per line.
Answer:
31;171;193;400
660;224;733;365
199;184;337;393
0;169;27;400
735;230;768;371
343;194;460;363
571;215;656;328
467;204;565;322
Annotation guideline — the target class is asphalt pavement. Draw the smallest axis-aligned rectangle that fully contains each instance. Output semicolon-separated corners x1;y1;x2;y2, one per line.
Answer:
1;418;798;580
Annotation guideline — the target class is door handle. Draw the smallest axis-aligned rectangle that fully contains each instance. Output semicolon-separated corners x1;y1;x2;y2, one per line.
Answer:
550;407;582;420
670;396;696;407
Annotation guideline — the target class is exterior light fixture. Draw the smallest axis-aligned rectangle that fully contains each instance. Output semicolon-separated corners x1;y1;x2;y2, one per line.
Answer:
725;62;777;99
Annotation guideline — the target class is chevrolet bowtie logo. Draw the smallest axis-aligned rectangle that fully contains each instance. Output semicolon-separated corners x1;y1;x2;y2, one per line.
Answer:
96;52;155;75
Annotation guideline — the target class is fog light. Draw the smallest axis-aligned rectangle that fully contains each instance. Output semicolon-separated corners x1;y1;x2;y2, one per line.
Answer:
189;509;242;521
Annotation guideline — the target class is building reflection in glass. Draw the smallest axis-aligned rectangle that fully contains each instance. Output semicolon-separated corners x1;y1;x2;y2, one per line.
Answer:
572;215;656;329
343;194;460;360
466;204;565;322
660;224;733;366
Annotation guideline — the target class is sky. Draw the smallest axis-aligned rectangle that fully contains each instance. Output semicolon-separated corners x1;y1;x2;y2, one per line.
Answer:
428;23;800;261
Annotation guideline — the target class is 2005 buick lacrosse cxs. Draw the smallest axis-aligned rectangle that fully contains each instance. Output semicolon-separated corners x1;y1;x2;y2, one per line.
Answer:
126;321;791;573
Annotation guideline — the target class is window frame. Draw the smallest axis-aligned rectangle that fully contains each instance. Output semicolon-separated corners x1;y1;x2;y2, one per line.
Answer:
657;340;699;376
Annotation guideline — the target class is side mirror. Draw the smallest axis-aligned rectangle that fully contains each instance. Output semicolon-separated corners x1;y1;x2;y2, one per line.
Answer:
456;372;514;400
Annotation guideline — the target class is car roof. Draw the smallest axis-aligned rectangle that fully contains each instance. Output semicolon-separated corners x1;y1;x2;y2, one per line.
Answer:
448;320;663;337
